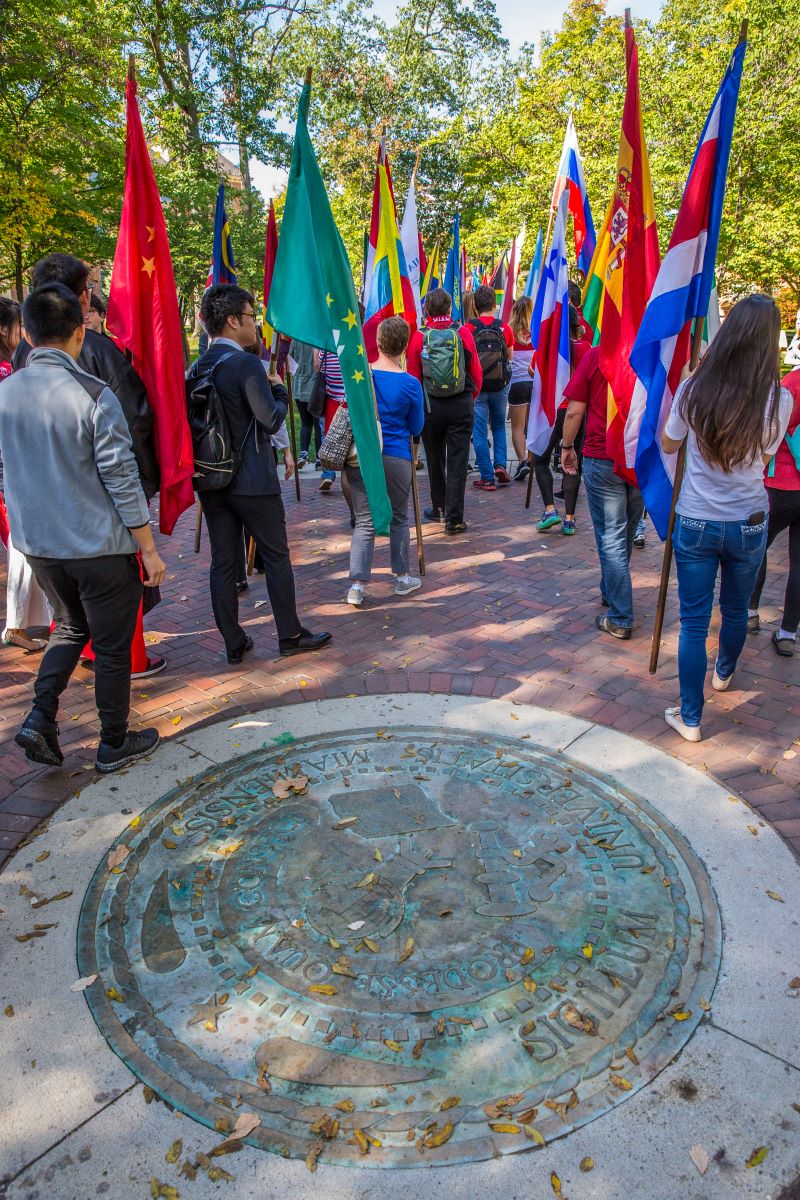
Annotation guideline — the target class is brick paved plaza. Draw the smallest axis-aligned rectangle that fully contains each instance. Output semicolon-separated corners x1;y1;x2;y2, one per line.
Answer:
1;466;798;870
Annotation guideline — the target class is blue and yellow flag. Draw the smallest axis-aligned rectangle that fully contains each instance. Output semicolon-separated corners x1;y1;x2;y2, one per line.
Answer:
211;184;237;286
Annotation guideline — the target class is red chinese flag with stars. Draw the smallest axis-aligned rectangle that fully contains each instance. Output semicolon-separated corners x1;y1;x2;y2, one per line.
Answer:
107;74;195;535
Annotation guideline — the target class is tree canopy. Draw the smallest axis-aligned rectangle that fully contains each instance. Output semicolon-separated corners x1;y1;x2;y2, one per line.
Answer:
1;0;798;318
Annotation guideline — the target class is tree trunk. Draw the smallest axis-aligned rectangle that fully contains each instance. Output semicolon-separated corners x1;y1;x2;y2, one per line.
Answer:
15;241;23;299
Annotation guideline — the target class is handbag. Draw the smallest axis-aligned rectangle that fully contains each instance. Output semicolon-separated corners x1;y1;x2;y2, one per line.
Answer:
307;355;327;419
318;403;353;470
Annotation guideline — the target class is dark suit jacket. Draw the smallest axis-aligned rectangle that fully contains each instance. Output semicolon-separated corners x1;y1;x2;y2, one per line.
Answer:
191;341;288;496
14;330;160;499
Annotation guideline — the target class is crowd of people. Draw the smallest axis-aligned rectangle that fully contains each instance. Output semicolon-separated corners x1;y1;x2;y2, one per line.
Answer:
0;251;798;774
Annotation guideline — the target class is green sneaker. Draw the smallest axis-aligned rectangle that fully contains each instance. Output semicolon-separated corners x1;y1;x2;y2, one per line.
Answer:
536;510;562;532
562;518;576;536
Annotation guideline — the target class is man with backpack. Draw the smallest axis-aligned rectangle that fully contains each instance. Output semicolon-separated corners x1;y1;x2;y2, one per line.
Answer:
469;284;514;491
189;284;330;664
406;288;482;535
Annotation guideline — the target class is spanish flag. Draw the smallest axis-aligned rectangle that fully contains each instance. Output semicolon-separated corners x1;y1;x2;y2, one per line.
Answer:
582;16;660;483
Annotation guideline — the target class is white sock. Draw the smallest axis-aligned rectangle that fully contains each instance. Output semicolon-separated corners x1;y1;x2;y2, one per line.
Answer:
397;574;411;584
777;628;796;641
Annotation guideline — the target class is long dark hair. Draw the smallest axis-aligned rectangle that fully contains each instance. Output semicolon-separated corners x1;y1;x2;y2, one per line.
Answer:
680;293;781;472
0;297;21;361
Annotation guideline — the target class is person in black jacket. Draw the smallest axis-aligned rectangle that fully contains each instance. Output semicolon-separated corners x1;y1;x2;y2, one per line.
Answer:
15;255;160;499
14;253;165;678
193;285;330;664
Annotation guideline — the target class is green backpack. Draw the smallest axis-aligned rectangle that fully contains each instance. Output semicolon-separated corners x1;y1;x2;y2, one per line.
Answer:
421;325;467;400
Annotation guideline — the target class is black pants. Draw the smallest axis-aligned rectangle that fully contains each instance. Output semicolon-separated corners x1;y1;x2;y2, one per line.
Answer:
27;554;141;743
749;486;800;633
420;392;473;524
296;399;322;458
200;491;301;654
533;408;586;513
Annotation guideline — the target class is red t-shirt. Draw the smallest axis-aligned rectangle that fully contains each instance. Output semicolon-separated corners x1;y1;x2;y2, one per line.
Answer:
472;313;514;349
575;306;594;345
406;316;483;397
558;340;590;411
767;369;800;491
562;345;609;458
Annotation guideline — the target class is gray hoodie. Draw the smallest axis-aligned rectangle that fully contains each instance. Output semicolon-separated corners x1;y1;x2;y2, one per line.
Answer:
0;347;150;558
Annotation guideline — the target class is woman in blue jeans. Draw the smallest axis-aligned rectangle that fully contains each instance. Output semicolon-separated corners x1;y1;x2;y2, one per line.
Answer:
661;295;792;742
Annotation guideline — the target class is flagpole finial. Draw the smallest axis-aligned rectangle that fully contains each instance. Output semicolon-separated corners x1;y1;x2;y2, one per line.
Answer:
127;54;136;82
738;17;749;43
624;8;632;27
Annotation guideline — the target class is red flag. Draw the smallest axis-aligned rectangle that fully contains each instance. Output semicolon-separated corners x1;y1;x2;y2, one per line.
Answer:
263;199;278;311
107;74;195;535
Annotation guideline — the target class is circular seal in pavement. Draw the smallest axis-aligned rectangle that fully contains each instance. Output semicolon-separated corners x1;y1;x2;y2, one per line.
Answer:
77;725;720;1168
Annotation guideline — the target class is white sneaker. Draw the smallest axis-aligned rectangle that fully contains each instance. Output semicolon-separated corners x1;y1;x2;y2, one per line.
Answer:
664;706;702;742
394;575;422;597
346;584;364;607
712;664;733;691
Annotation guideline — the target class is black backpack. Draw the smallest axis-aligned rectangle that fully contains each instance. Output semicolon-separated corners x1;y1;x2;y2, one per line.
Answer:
185;351;241;492
469;317;511;392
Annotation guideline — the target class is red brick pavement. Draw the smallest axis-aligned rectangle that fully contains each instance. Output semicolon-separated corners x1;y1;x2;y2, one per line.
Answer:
1;467;798;870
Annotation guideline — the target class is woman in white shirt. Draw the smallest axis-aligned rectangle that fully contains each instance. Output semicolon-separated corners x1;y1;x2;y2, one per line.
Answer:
661;294;792;742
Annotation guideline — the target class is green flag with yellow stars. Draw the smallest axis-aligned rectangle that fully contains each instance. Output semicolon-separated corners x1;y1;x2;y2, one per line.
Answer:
267;79;392;534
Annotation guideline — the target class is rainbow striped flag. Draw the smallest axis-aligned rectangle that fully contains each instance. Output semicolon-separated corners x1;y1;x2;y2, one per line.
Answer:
363;161;416;360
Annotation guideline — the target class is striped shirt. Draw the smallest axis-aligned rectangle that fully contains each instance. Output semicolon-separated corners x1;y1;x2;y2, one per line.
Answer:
319;350;346;403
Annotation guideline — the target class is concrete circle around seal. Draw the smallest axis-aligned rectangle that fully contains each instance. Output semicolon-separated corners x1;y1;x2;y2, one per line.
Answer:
1;696;799;1198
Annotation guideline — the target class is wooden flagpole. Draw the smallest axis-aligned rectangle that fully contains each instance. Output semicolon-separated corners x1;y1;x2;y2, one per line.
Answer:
524;451;535;509
648;17;748;674
409;438;426;577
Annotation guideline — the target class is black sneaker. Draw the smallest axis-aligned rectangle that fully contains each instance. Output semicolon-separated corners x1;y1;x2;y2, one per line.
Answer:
130;654;167;680
279;628;332;657
513;462;530;482
423;508;443;522
227;634;254;665
15;710;63;767
444;520;468;535
95;728;160;774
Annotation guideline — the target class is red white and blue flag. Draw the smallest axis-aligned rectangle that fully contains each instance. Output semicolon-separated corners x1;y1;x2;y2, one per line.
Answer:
526;191;571;456
626;38;746;538
552;115;596;275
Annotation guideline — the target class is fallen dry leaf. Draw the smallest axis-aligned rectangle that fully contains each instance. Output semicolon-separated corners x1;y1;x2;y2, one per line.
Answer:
308;984;337;996
440;1096;460;1111
581;943;593;960
524;1124;545;1146
490;1123;521;1135
690;1144;710;1175
522;979;537;993
672;1010;692;1021
31;891;72;909
310;1114;339;1140
609;1074;632;1091
551;1171;563;1196
334;1099;355;1113
561;1002;598;1035
398;936;414;964
355;872;378;890
745;1146;768;1168
625;1046;640;1066
305;1138;324;1172
70;975;97;992
219;1111;260;1147
150;1180;179;1199
333;817;358;830
520;947;535;965
373;849;383;862
106;987;124;1002
580;1155;594;1172
411;1039;425;1060
766;890;785;903
384;1039;402;1052
165;1139;182;1164
354;1128;370;1156
4;1004;13;1017
422;1121;454;1148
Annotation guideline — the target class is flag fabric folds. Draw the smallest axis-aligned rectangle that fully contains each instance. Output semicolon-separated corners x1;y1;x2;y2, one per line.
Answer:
420;240;441;299
107;75;195;536
628;39;747;539
363;160;417;360
400;172;423;323
526;192;571;457
364;138;395;303
267;82;392;535
552;115;596;275
443;213;463;321
524;227;544;299
262;199;279;350
500;229;525;323
582;20;660;482
211;184;237;286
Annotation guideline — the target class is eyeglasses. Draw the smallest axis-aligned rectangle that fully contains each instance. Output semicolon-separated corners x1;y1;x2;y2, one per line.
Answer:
237;310;257;321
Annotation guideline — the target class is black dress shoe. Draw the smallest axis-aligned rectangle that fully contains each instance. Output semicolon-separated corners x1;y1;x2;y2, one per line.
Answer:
444;520;468;535
423;508;443;522
15;710;63;766
236;579;249;594
279;628;332;657
227;634;254;665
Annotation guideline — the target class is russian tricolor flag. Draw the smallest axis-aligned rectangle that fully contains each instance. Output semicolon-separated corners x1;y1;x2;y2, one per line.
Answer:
552;116;596;276
627;38;747;538
526;191;571;456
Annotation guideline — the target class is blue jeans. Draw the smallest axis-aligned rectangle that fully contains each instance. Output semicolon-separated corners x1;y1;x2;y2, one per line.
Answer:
673;513;768;726
472;388;508;481
582;457;644;629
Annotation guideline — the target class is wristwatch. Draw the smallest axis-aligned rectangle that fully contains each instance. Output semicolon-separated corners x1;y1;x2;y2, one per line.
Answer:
562;443;574;450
